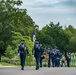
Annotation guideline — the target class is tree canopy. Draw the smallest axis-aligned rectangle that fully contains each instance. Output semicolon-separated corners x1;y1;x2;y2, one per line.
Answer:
0;0;35;57
36;22;76;53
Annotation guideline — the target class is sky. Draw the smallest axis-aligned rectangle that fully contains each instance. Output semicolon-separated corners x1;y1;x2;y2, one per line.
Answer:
19;0;76;29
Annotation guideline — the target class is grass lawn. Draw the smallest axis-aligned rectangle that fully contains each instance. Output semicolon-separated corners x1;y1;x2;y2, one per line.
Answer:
0;62;18;66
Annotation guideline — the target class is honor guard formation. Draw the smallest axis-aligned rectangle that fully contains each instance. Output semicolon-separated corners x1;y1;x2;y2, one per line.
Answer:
18;40;71;70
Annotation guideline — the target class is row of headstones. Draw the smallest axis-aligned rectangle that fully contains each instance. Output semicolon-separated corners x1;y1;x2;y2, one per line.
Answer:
70;53;76;66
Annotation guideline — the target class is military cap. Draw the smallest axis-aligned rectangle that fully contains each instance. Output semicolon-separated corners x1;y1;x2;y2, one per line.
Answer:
48;47;50;50
35;40;39;44
21;40;25;43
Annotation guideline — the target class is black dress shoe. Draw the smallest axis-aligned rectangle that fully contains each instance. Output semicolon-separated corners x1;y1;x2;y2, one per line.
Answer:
36;67;39;70
21;67;24;70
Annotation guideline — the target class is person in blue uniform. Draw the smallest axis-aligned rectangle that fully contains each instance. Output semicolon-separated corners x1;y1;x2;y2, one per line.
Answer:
33;40;41;70
18;40;28;70
40;43;44;67
66;54;71;67
51;49;56;67
54;48;62;67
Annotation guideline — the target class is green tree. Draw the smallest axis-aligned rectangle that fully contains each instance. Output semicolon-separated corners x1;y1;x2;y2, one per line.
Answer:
0;0;24;60
65;25;76;53
5;45;15;59
37;22;70;53
0;0;35;60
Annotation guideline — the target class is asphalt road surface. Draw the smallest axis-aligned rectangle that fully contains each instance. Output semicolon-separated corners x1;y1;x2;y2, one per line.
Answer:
0;66;76;75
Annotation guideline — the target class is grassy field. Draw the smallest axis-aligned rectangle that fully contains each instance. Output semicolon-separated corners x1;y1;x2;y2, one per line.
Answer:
0;62;18;66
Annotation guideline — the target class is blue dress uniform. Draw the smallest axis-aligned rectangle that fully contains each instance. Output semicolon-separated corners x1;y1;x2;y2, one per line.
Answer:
66;54;71;67
40;44;44;67
54;49;62;67
51;49;56;67
34;41;41;70
18;40;28;70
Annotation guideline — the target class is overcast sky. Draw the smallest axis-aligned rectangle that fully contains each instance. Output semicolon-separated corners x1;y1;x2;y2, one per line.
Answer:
19;0;76;29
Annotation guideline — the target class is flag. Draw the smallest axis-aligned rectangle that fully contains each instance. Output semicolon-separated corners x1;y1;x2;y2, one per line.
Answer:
32;30;36;42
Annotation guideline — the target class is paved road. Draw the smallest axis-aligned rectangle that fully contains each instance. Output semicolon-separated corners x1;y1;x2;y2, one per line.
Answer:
0;66;76;75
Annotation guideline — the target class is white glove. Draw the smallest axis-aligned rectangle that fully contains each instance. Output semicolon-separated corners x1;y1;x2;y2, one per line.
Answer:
18;53;20;56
